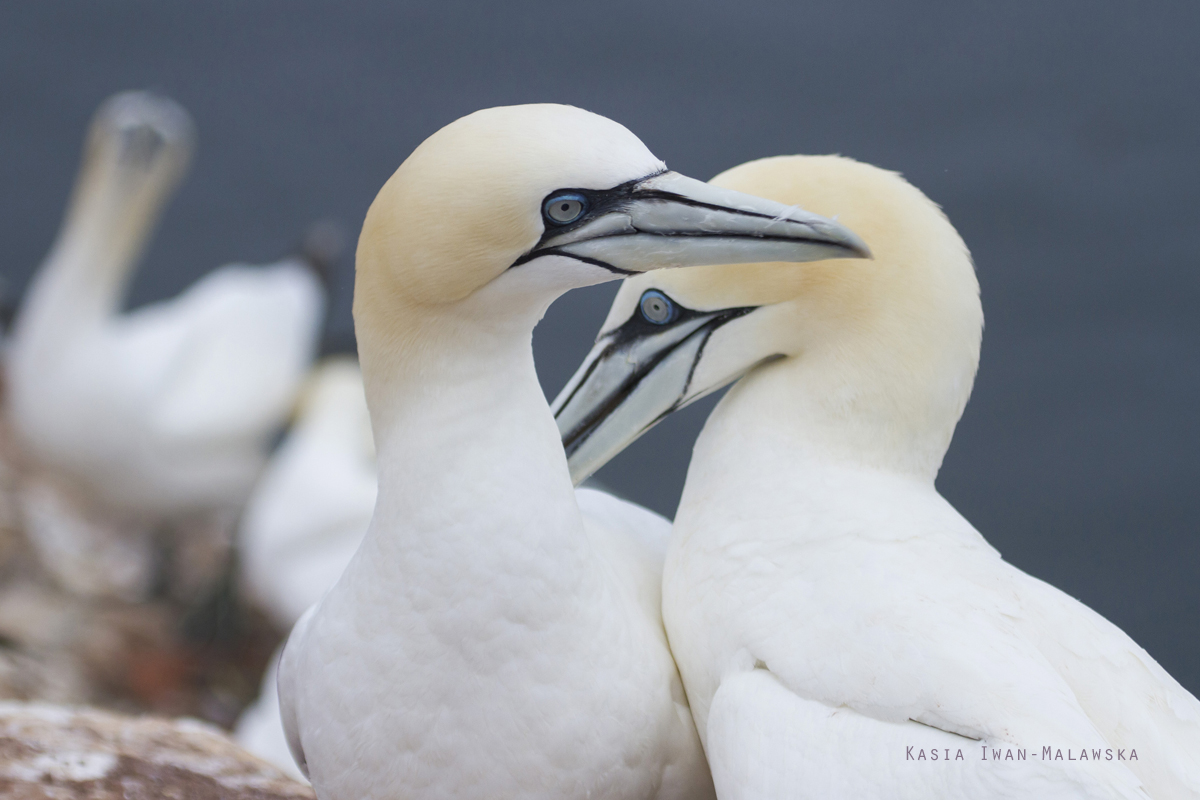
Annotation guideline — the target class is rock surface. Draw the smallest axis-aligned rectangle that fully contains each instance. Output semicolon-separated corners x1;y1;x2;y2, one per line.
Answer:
0;414;283;727
0;702;313;799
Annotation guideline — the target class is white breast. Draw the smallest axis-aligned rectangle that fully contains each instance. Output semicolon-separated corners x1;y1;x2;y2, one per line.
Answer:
279;487;712;800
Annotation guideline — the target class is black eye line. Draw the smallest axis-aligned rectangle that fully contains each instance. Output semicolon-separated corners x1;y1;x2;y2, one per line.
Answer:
611;294;709;346
509;167;857;273
508;169;667;270
558;303;757;456
518;166;855;275
553;294;706;422
536;173;653;233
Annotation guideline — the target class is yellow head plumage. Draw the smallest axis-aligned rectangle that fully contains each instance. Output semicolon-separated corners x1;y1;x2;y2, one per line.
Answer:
354;104;663;317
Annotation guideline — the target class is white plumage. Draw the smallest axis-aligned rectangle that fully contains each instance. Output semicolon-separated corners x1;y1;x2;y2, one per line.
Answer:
554;155;1200;799
676;460;1195;799
5;91;325;598
278;105;864;800
232;359;691;782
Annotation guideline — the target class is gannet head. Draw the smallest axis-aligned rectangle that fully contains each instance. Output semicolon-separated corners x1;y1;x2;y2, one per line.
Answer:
74;91;194;227
553;155;983;483
352;106;869;349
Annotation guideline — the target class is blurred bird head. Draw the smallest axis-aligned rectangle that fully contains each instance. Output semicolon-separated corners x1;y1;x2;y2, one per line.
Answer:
77;91;194;224
55;91;195;275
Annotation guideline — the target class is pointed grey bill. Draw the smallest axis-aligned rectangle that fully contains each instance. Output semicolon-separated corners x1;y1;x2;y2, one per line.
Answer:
518;170;870;274
552;303;772;486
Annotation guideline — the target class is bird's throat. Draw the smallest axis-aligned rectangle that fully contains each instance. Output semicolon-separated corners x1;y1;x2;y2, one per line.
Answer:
351;296;596;627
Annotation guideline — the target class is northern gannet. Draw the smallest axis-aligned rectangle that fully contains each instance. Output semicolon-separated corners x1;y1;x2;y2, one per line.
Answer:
553;155;1200;799
6;92;326;599
232;364;684;780
277;106;868;800
233;366;665;779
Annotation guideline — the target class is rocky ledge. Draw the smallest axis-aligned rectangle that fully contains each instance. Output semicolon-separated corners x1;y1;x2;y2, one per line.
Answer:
0;702;313;799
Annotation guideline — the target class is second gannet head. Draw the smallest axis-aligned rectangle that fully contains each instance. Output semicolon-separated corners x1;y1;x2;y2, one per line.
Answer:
554;155;983;483
351;107;869;391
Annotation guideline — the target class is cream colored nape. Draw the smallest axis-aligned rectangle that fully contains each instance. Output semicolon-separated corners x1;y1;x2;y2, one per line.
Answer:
608;155;983;477
354;104;664;315
550;153;1200;798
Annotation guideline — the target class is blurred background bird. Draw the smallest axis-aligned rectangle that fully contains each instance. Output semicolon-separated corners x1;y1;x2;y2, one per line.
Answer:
0;88;337;727
6;92;329;602
237;356;374;632
234;356;374;778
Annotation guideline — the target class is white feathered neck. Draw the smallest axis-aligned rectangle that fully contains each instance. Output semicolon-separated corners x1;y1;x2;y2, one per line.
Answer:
351;259;602;635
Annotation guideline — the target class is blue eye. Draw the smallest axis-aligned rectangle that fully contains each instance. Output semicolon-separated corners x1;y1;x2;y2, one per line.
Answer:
639;290;676;324
544;193;588;225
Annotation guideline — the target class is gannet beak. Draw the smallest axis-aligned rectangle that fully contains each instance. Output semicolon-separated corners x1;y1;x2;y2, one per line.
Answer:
97;91;195;175
552;298;768;486
543;168;869;484
517;171;870;274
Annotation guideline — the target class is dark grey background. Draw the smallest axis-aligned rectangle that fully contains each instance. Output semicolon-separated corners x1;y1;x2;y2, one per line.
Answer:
2;2;1197;694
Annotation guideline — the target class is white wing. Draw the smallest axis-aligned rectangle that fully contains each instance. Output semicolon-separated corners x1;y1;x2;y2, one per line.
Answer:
8;258;324;516
667;486;1188;800
706;668;1148;800
234;648;308;781
1016;573;1200;798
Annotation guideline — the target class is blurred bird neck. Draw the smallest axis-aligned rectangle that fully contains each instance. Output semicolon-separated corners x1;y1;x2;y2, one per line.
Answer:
15;151;168;340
